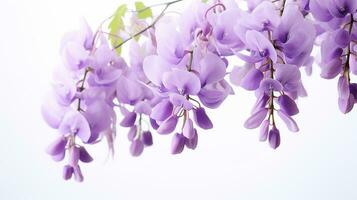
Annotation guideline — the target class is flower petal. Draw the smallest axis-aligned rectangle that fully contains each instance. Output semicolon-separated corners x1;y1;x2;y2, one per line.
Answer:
162;69;201;95
259;120;270;142
185;129;198;150
150;100;173;121
198;52;226;86
130;139;144;157
59;110;91;143
142;131;153;146
241;68;264;91
79;146;93;163
268;127;280;149
277;110;299;132
193;107;213;130
171;133;186;154
157;115;178;135
277;95;299;116
244;108;268;129
120;112;137;127
183;118;195;139
46;136;67;156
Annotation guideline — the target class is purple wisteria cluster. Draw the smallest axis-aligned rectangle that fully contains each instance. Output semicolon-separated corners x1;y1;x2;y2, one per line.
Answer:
42;0;357;182
310;0;357;113
230;0;315;148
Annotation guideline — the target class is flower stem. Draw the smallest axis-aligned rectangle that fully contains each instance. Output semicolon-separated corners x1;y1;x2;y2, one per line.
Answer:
77;68;91;112
344;14;354;83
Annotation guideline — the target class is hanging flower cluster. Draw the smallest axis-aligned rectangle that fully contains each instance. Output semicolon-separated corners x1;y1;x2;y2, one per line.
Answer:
230;0;315;148
310;0;357;113
41;0;357;182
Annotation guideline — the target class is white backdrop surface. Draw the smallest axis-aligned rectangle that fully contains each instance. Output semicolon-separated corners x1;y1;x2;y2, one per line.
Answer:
1;0;357;199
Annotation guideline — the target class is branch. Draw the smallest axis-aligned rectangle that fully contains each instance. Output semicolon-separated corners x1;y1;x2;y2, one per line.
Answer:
113;0;184;50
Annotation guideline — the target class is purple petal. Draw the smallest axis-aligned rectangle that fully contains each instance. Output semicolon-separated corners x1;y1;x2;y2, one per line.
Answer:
251;94;269;114
46;136;67;156
198;52;226;86
259;78;283;93
130;139;144;157
245;30;277;62
82;100;112;143
198;80;233;109
150;100;173;121
275;64;301;91
268;126;280;149
52;151;65;162
157;115;178;135
59;110;91;143
338;76;350;99
183;118;194;139
63;165;74;181
69;147;80;166
349;83;357;102
73;165;84;182
128;126;137;141
116;76;143;105
142;131;153;146
134;101;152;115
277;95;299;116
193;107;213;130
162;69;201;95
185;129;198;150
41;94;67;129
79;146;93;163
120;112;137;127
169;93;193;110
338;95;354;114
171;133;186;154
244;108;268;129
150;118;159;130
277;110;299;132
143;55;171;86
259;120;270;142
320;59;342;79
241;68;264;91
229;65;252;86
310;0;333;21
94;67;122;85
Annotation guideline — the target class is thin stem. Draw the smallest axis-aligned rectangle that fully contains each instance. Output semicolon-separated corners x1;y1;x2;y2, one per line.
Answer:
130;0;185;13
113;0;184;50
77;68;91;111
344;14;354;83
279;0;287;16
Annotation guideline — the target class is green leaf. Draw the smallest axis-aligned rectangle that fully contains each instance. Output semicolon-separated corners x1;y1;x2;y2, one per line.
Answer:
135;1;153;19
202;0;209;3
108;4;128;55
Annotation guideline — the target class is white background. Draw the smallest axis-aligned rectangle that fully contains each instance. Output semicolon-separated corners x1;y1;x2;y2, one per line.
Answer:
1;0;357;199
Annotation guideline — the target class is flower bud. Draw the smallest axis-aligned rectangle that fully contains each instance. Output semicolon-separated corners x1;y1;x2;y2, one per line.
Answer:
185;129;198;150
142;131;153;146
63;165;73;181
268;127;280;149
130;140;144;157
171;133;186;154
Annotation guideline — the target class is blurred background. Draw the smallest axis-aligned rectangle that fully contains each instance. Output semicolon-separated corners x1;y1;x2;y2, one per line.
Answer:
1;0;357;199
